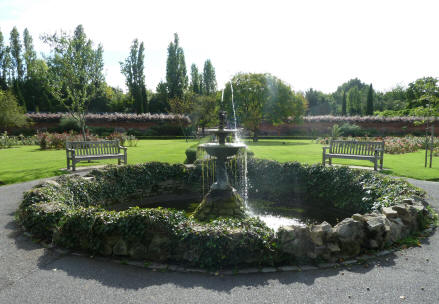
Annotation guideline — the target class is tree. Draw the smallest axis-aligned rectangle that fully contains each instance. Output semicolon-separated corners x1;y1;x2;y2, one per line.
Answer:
406;77;439;109
341;90;347;116
347;87;362;115
120;39;147;113
366;84;374;115
23;28;36;78
9;27;24;82
225;73;306;142
190;64;201;94
202;59;216;95
169;92;194;141
43;25;105;139
9;27;25;109
305;88;331;115
0;90;27;130
149;81;170;113
0;29;9;90
192;94;218;135
166;33;187;100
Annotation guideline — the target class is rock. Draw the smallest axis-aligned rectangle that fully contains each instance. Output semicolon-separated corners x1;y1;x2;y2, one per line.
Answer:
44;180;61;188
335;218;365;243
310;222;332;246
382;207;398;218
369;239;379;249
327;242;341;253
334;218;365;257
129;243;148;259
113;239;128;256
278;226;313;258
99;242;113;256
402;198;414;205
352;214;366;222
388;218;407;242
277;226;296;243
148;234;170;261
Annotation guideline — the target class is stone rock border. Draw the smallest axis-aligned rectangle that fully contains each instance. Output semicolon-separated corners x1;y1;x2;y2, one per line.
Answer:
276;197;434;262
24;226;436;276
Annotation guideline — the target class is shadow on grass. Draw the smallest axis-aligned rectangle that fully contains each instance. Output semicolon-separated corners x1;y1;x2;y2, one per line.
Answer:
245;141;310;147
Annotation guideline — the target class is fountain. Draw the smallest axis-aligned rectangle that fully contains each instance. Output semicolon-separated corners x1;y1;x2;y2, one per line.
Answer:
193;111;247;220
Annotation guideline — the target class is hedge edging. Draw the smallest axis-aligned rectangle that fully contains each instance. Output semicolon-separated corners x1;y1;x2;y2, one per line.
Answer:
16;162;437;269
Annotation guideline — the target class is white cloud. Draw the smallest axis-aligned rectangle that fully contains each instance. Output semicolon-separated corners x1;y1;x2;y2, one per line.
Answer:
1;0;438;93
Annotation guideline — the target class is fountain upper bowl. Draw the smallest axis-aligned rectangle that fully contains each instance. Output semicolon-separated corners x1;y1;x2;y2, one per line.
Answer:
199;142;247;158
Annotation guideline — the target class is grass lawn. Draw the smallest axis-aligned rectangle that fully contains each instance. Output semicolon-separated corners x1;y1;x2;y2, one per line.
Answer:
0;139;438;185
0;139;195;185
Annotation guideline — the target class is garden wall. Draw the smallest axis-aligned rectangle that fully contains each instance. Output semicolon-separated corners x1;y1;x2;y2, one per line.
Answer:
259;116;439;136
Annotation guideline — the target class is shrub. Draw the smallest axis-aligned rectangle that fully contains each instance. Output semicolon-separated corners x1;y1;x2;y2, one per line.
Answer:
36;132;100;150
339;123;364;136
58;117;81;132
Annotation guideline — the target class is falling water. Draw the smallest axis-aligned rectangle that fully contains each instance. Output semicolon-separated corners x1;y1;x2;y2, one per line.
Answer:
230;83;239;142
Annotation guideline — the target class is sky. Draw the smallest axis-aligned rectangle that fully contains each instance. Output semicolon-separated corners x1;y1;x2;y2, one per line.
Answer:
1;0;438;94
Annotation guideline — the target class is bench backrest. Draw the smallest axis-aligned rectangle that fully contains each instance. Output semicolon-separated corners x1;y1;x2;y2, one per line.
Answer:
329;140;384;156
66;140;120;156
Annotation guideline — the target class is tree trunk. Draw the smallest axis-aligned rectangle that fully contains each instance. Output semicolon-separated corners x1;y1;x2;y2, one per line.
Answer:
253;129;258;142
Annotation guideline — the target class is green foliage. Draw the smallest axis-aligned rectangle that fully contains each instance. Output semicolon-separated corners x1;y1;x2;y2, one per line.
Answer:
366;84;374;115
58;117;80;132
224;73;306;142
202;59;216;95
0;90;27;130
339;123;364;136
190;64;201;94
166;33;187;100
43;25;105;139
330;124;341;139
246;158;424;213
120;39;147;113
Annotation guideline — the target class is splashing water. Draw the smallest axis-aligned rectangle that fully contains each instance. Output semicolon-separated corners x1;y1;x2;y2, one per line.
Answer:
230;83;239;142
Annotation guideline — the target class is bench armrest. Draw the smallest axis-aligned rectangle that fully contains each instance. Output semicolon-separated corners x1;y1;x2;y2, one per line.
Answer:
322;146;330;152
66;148;75;158
119;146;127;151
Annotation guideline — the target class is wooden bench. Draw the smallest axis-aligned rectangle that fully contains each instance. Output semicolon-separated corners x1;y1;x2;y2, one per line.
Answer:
322;140;384;171
66;140;127;171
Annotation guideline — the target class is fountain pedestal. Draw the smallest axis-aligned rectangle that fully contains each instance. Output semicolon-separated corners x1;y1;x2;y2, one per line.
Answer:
193;112;247;221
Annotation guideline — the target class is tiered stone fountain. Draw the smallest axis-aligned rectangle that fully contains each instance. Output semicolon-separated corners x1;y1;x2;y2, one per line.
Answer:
193;111;247;221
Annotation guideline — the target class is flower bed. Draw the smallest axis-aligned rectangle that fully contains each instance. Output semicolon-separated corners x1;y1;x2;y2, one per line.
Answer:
17;161;435;269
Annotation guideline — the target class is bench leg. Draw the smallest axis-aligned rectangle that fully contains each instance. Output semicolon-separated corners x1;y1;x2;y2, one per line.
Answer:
67;158;70;170
328;157;332;166
374;160;377;171
118;158;121;165
322;152;326;166
380;158;383;170
72;160;76;172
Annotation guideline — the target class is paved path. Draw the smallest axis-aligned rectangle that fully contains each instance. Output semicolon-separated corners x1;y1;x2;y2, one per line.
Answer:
0;177;438;304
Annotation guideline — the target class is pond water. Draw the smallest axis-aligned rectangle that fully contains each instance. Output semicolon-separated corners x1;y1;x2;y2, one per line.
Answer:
108;196;350;231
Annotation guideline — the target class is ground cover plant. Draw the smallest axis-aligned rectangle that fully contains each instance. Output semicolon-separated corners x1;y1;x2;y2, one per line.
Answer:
17;161;431;269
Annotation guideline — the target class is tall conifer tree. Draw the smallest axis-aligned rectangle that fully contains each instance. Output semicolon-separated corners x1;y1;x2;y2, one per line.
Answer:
166;33;187;100
202;59;216;95
366;84;374;115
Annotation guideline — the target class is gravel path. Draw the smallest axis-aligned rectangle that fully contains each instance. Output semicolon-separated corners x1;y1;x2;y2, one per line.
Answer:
0;177;438;304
